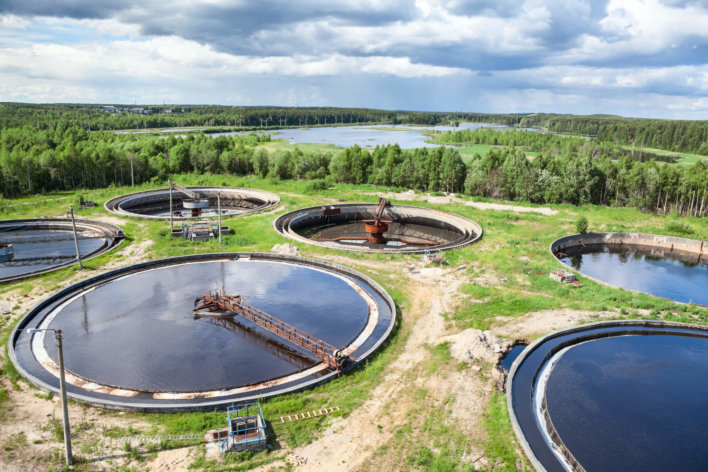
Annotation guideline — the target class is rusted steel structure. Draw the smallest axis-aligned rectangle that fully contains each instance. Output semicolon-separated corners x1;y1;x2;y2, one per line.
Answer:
314;198;438;247
193;291;351;372
362;197;393;244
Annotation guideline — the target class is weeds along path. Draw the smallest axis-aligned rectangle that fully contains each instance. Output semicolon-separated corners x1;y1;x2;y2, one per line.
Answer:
257;266;471;472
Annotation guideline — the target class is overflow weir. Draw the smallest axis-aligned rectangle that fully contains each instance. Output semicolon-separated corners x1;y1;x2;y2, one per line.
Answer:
274;201;482;253
105;187;279;219
508;321;708;472
551;232;708;305
9;253;395;411
0;218;124;283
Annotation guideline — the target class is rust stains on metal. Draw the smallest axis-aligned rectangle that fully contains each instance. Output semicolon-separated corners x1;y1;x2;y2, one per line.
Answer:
194;291;352;372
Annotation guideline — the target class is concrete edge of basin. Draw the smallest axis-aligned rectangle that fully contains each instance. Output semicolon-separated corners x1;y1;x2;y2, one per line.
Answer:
8;252;396;412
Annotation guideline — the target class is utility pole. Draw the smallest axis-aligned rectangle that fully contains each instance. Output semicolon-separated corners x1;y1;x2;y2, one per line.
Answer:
130;154;135;187
69;205;83;270
29;328;72;467
218;193;222;243
169;179;173;229
55;330;72;466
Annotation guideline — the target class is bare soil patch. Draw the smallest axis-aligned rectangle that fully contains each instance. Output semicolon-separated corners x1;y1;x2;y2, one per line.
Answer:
491;308;619;340
365;190;558;215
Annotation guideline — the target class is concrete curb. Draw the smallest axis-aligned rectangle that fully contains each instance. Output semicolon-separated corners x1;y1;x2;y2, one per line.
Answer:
273;202;483;254
0;218;125;284
9;252;396;412
548;232;708;305
104;186;280;220
506;319;708;471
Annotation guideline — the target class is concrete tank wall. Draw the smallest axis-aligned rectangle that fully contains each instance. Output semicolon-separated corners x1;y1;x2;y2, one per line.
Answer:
550;232;707;261
275;203;483;254
105;187;279;219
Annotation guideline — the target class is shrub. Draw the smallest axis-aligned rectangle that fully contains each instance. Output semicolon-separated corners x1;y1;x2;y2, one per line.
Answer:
665;219;694;235
305;179;328;193
575;216;589;234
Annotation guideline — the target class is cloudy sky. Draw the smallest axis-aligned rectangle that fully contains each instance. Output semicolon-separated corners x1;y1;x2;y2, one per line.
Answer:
1;0;707;118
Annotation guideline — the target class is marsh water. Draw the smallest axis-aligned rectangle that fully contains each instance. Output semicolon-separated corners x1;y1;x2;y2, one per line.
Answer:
559;249;708;305
43;260;372;392
546;334;708;471
212;123;512;148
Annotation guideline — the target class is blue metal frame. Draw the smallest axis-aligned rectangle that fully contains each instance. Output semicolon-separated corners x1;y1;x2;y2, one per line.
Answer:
221;402;267;453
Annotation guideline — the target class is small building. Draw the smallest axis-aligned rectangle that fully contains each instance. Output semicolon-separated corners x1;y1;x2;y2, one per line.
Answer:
220;402;267;453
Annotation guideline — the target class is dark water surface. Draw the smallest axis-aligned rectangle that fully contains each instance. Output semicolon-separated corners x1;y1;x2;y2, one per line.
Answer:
546;334;708;471
559;250;708;305
499;344;526;371
299;221;463;249
44;260;370;392
1;229;106;279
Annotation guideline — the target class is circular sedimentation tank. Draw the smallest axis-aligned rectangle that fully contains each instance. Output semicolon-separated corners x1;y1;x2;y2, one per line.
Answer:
10;253;395;411
507;321;708;472
105;187;279;219
551;232;708;305
0;218;124;283
274;203;482;253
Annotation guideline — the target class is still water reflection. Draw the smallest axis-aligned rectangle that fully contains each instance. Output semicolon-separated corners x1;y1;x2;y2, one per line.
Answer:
45;260;370;392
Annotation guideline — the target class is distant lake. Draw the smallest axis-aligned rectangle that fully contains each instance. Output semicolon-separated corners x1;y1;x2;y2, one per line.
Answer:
210;123;514;149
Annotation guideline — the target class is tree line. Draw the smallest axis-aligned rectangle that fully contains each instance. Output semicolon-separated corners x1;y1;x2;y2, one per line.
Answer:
0;103;448;132
2;103;706;156
0;124;468;197
1;123;705;217
464;148;707;217
431;128;680;163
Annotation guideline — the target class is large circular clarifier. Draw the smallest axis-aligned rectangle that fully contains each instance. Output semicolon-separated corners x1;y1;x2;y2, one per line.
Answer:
507;321;708;471
0;218;124;283
274;203;482;253
551;233;708;305
105;187;279;219
10;253;394;411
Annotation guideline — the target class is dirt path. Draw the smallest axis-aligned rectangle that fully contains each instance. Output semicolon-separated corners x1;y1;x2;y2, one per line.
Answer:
250;266;478;472
365;190;558;215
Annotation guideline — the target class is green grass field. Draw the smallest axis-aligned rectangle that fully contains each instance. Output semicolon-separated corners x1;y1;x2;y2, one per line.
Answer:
1;175;707;471
621;145;708;165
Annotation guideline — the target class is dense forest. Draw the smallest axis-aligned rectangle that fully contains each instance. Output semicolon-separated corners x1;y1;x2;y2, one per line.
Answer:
0;103;445;131
1;123;706;217
0;104;706;217
432;128;679;163
2;103;707;155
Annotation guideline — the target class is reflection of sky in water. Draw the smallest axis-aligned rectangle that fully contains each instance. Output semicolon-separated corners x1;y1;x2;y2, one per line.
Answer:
45;260;370;392
211;123;512;149
1;230;105;278
561;251;708;305
546;335;708;471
